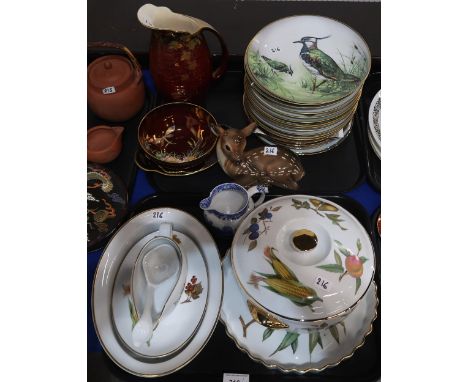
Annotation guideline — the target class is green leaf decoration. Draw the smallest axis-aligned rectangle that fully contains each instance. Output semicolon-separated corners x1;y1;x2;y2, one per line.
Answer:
338;246;351;257
355;277;361;294
291;198;302;205
317;332;323;349
291;337;299;354
339;271;348;281
339;322;347;336
251;217;257;224
270;332;300;356
317;264;344;273
248;240;257;252
359;256;368;264
302;201;310;208
326;213;341;220
256;271;277;278
128;299;138;329
263;328;274;341
271;206;282;211
242;227;250;235
334;240;343;246
356;238;362;251
309;331;320;355
334;250;343;266
329;325;340;344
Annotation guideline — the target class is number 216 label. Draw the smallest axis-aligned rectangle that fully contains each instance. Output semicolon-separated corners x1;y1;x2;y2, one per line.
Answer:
315;276;331;291
263;146;277;156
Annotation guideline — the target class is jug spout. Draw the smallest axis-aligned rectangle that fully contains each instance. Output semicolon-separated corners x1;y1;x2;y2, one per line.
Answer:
137;4;208;34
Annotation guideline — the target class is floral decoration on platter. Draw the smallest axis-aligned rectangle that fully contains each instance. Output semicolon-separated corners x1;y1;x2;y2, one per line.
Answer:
317;239;368;294
261;321;346;358
291;198;348;231
238;311;347;359
248;247;322;311
242;205;282;251
181;275;203;303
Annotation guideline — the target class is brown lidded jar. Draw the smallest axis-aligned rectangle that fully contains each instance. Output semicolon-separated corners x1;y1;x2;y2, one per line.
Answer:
87;42;145;122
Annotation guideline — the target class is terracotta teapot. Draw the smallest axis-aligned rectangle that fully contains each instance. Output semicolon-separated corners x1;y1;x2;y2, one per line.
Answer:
137;4;228;102
88;42;145;122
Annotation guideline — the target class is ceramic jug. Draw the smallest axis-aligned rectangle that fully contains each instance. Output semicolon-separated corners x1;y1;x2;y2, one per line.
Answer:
137;4;228;102
200;183;267;234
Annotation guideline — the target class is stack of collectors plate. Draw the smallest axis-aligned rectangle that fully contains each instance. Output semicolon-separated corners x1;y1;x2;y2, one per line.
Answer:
243;15;371;155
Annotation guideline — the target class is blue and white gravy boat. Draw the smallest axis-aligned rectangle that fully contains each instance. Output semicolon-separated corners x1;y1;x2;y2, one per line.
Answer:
200;183;267;234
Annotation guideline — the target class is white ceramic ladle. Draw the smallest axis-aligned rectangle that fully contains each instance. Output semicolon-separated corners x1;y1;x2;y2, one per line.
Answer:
131;223;184;347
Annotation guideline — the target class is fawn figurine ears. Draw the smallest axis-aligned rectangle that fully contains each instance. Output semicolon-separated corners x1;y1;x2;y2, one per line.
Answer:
214;124;226;136
241;122;257;137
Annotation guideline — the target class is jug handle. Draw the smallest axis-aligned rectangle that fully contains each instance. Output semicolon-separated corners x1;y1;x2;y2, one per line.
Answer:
88;41;143;83
199;27;229;80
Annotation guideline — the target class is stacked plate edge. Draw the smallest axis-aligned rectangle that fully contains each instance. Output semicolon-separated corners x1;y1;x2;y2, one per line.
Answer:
368;90;381;159
243;15;371;155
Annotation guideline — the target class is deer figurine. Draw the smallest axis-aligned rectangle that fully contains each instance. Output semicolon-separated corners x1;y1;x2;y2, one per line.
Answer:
216;122;305;190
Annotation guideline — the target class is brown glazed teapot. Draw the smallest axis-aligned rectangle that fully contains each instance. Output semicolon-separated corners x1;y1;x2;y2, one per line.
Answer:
137;4;228;102
87;42;145;122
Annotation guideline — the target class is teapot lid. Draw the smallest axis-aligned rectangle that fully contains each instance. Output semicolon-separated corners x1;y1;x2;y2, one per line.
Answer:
88;55;135;91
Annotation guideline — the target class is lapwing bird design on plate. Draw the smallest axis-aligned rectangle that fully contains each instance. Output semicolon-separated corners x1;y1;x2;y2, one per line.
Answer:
293;36;360;91
245;15;371;105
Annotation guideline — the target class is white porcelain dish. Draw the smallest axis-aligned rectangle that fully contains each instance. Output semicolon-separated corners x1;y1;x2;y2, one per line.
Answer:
254;121;352;155
92;208;223;377
111;230;208;358
221;254;378;373
230;195;375;330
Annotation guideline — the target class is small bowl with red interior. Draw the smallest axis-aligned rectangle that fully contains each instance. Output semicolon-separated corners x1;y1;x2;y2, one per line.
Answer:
138;102;218;169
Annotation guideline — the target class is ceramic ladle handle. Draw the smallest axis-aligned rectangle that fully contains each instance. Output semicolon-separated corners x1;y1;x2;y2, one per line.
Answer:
132;284;156;347
200;26;229;80
247;185;268;207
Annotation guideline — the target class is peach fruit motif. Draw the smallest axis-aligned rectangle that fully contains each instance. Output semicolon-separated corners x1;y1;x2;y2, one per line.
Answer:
345;255;364;278
317;239;368;295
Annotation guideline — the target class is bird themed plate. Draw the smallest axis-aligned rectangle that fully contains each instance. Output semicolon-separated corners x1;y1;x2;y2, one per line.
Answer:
87;163;128;251
230;195;375;325
221;254;378;373
245;16;371;105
